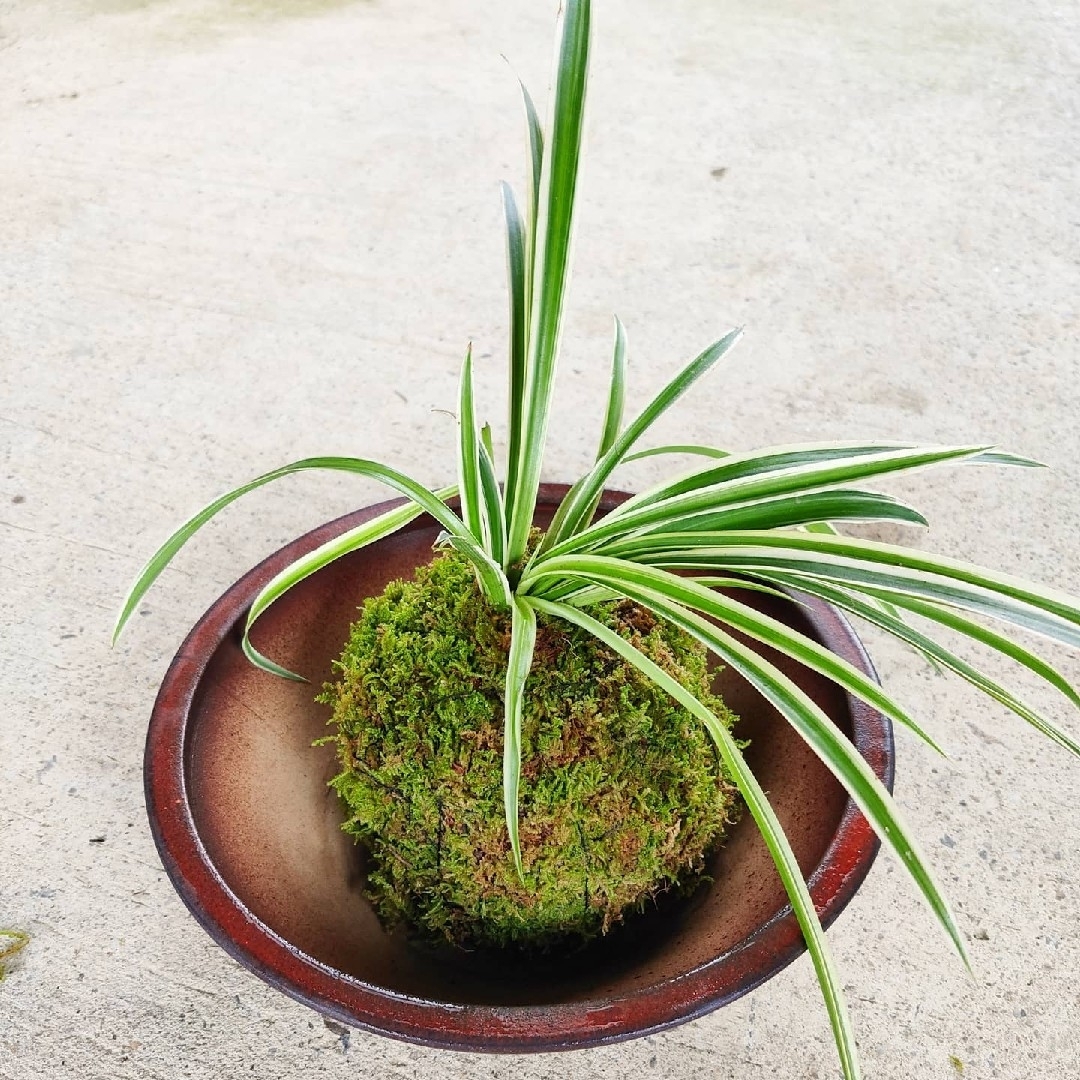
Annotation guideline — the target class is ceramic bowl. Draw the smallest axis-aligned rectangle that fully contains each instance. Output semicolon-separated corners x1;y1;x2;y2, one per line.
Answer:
144;486;893;1052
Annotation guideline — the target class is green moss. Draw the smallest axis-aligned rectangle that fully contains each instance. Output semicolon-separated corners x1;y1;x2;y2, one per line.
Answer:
318;548;741;951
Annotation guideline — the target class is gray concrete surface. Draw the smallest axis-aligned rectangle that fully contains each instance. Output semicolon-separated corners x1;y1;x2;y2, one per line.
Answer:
2;0;1079;1076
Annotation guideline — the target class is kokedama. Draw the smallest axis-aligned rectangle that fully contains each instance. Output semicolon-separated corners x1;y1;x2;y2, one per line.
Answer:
320;547;740;950
115;1;1080;1076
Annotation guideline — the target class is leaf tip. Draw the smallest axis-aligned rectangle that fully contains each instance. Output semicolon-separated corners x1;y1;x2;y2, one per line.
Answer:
960;942;976;979
241;633;307;683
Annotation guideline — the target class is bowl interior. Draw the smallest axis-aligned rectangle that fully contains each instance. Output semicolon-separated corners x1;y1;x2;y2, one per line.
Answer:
182;511;854;1008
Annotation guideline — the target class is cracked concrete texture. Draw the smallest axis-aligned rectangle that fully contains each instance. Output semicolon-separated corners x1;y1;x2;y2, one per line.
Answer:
1;0;1078;1077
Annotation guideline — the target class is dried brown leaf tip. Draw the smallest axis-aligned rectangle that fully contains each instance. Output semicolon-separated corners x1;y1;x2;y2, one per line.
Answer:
0;929;30;981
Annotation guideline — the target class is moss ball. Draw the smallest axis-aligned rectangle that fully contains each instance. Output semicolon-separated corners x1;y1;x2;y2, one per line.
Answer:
318;548;741;951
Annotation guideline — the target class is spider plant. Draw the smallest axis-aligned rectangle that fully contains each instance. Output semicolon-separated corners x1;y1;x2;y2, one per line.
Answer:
114;0;1080;1075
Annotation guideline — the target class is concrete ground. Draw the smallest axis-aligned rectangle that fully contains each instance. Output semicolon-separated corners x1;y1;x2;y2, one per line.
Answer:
2;0;1078;1076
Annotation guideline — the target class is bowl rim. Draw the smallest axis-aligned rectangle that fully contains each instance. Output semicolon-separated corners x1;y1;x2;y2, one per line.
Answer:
144;484;894;1053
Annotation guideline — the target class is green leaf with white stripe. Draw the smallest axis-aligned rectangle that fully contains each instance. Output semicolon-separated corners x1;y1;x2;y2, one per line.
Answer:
631;531;1080;651
518;78;544;292
505;0;592;563
503;596;537;878
548;444;993;556
501;181;528;531
540;315;627;552
596;489;926;549
114;456;474;645
540;328;743;553
607;443;923;520
523;554;943;754
749;571;1080;760
521;555;968;965
240;485;458;680
596;316;627;460
478;432;507;567
623;443;731;464
528;596;862;1080
441;533;513;610
615;444;1041;516
457;345;484;542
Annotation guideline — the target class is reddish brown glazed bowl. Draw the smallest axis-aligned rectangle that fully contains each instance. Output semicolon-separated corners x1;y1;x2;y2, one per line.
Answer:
144;485;893;1052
